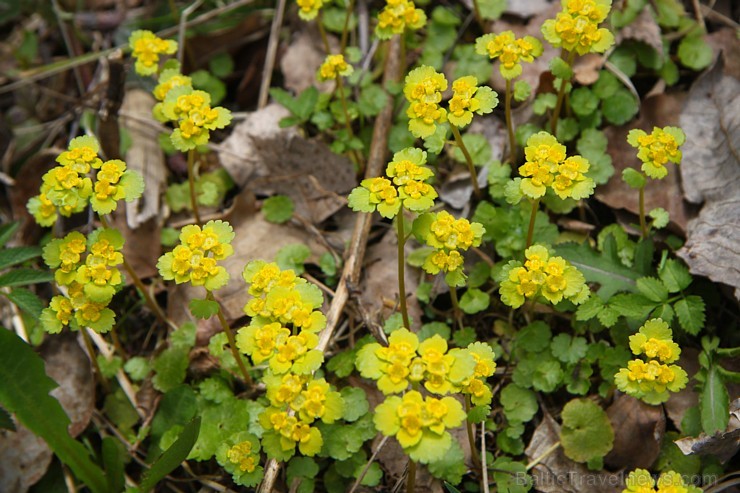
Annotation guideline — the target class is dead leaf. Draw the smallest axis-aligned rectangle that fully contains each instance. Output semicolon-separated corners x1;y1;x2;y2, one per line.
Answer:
505;0;551;18
616;7;663;55
218;103;356;223
280;29;333;94
0;425;51;493
705;29;740;82
677;56;740;299
525;413;622;493
674;399;740;463
573;54;605;86
120;89;167;229
604;394;665;470
598;92;692;232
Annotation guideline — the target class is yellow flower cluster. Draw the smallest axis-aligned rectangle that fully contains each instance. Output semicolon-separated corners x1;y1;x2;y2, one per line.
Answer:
516;131;595;200
498;244;590;308
541;0;614;55
356;328;495;405
614;319;688;405
296;0;323;21
403;66;448;138
156;220;234;291
416;210;486;286
40;229;124;334
158;87;232;151
374;390;466;463
348;147;438;218
236;261;344;460
317;54;353;81
475;31;544;80
27;136;143;225
128;30;177;76
215;432;263;487
627;126;686;179
375;0;427;40
623;469;703;493
447;76;499;128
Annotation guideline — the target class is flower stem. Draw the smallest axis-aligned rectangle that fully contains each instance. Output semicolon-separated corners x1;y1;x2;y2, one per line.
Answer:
316;12;331;53
81;327;110;392
525;198;540;249
448;284;463;332
98;215;170;329
549;51;575;135
396;208;411;330
505;78;516;164
339;0;355;54
336;76;364;170
207;291;253;386
451;124;481;200
465;395;483;472
472;0;485;31
638;185;649;238
406;459;417;493
187;149;201;225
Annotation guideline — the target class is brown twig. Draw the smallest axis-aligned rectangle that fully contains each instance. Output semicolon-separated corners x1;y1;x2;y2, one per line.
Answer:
258;0;287;108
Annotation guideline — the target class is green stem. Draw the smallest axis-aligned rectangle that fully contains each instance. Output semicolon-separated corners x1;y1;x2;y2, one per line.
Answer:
396;208;411;330
471;0;485;31
339;0;355;54
465;395;483;471
505;78;516;164
336;76;363;170
549;51;575;135
448;285;463;332
450;124;481;199
99;215;169;329
638;185;648;238
316;12;331;53
207;291;253;385
525;198;540;249
187;149;201;225
406;459;416;493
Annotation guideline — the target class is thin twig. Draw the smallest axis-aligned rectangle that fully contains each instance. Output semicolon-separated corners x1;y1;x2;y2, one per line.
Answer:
258;0;287;108
178;0;204;65
349;435;389;493
481;420;490;493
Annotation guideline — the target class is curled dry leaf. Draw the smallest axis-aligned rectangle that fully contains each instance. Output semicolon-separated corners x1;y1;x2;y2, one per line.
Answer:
674;399;740;463
677;55;740;299
604;393;665;470
219;103;356;223
615;6;663;55
525;413;622;493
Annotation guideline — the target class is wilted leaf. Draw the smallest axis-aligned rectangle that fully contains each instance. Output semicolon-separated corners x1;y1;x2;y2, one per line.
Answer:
677;55;740;300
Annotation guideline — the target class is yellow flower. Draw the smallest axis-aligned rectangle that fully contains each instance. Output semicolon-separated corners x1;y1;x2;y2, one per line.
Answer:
627;127;685;179
425;211;485;251
357;328;418;394
656;470;703;493
386;147;433;186
296;0;323;21
128;30;177;76
348;176;401;218
551;155;595;200
27;190;58;227
56;135;103;171
227;441;258;473
614;359;688;405
623;469;656;493
375;0;426;39
423;249;465;275
404;66;448;138
374;390;466;463
499;244;589;308
629;318;681;364
475;31;544;80
317;54;353;81
541;0;614;55
447;76;499;127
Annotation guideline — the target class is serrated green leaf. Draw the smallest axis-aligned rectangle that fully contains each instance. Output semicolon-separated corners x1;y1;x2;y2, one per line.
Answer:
678;34;713;71
602;89;639;125
275;244;311;274
5;288;43;319
491;457;531;493
608;293;658;320
477;0;507;20
674;296;705;335
452;326;477;347
636;277;669;302
550;56;573;80
555;242;641;299
419;322;451;341
514;321;551;353
659;259;692;292
428;441;466;484
340;387;369;422
0;246;41;270
327;350;355;378
532;360;563;392
140;417;201;493
597;305;619;327
0;268;53;287
570;88;599;117
551;334;588;365
152;347;189;392
560;399;614;463
622;168;647;189
287;457;320;482
188;299;220;319
459;288;490;314
513;80;531;102
500;384;538;423
451;133;491;166
576;295;604;321
0;329;107;493
262;195;294;224
701;366;729;434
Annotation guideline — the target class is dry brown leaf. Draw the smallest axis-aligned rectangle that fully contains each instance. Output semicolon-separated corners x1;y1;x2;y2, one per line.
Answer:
674;399;740;463
120;88;167;229
573;54;605;86
705;29;740;81
677;56;740;299
280;29;334;94
598;92;692;232
0;425;51;493
218;103;355;223
616;7;663;55
525;413;622;493
604;394;665;470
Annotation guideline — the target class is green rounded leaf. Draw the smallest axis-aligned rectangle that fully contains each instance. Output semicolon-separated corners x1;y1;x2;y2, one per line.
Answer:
262;195;294;224
560;398;614;463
